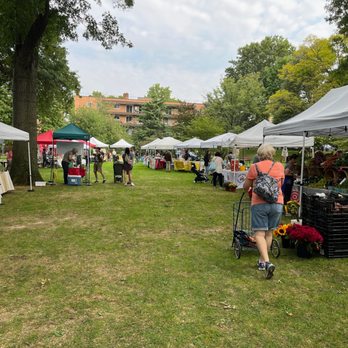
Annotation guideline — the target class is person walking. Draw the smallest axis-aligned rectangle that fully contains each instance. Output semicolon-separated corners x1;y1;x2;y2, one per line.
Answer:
243;144;284;279
122;147;135;186
164;151;172;172
203;150;211;176
212;151;224;189
93;147;106;183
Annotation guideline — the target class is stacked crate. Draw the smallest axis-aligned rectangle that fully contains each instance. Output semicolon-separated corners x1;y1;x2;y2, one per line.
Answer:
302;194;348;258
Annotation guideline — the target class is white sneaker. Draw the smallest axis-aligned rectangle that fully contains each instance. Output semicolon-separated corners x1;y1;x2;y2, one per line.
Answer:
130;182;135;186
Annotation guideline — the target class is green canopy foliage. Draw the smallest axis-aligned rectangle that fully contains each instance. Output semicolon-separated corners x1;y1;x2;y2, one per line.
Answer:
70;107;129;145
146;83;176;102
185;115;224;140
204;73;267;132
172;103;201;140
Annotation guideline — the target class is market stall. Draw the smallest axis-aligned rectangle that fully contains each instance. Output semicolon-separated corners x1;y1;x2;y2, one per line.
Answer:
200;132;237;148
264;85;348;258
51;124;91;185
0;122;33;196
173;160;201;171
222;169;248;189
110;139;133;148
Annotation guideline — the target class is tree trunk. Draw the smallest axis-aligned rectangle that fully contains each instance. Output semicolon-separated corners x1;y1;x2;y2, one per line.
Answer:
11;45;42;184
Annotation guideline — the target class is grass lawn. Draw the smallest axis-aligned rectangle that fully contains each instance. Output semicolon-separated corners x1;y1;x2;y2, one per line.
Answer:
0;162;347;347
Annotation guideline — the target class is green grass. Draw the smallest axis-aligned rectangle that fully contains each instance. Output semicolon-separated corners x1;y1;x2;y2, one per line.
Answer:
1;162;347;347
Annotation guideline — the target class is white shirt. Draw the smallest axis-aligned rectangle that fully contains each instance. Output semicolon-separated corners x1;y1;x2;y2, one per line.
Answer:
213;156;224;174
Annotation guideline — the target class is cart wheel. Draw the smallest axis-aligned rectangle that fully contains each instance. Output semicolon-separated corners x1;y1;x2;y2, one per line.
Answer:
271;239;281;258
234;239;242;259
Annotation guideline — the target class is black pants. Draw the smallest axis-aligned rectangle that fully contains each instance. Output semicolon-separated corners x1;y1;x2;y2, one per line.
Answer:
282;175;294;204
62;160;69;184
213;172;223;187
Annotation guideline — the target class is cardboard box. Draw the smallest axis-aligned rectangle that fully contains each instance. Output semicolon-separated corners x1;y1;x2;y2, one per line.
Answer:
67;175;82;186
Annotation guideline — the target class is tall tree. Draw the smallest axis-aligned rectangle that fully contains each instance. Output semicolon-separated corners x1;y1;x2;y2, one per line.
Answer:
225;36;294;97
146;83;176;102
133;98;168;145
0;0;134;184
172;103;200;140
326;0;348;35
204;73;267;132
185;115;224;140
70;107;129;145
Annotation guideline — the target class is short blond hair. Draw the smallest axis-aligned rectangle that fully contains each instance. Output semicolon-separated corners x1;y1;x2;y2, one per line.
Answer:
257;144;276;161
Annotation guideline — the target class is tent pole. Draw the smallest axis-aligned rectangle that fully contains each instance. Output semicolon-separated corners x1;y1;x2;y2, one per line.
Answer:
48;136;55;184
298;131;306;219
87;139;91;186
27;141;34;192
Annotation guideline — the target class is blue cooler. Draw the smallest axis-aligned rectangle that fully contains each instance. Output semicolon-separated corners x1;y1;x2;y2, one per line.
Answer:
67;175;82;186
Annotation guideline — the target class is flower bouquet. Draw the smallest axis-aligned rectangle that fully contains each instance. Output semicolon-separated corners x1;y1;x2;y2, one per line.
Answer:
274;224;293;248
287;224;324;258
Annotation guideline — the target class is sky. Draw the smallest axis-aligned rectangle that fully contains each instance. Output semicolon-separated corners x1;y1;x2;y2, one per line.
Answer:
64;0;336;103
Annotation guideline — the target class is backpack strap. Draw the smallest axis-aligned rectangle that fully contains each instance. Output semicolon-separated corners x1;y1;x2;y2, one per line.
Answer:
255;161;275;175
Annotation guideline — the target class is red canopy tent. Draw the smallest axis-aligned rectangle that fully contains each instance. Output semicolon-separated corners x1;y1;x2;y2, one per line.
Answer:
37;130;95;147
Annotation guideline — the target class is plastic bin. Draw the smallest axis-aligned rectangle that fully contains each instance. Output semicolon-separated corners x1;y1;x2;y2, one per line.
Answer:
67;175;81;186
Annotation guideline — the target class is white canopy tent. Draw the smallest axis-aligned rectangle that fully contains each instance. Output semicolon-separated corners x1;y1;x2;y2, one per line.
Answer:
233;120;314;148
175;137;203;149
0;122;33;191
90;137;109;148
200;132;237;148
148;137;182;150
141;138;161;150
263;85;348;212
263;85;348;137
110;139;133;149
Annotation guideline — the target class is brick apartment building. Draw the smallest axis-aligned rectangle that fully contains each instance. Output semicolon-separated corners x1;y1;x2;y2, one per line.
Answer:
74;93;204;128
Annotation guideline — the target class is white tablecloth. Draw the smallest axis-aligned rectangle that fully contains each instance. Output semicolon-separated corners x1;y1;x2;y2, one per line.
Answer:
0;171;14;194
222;170;248;189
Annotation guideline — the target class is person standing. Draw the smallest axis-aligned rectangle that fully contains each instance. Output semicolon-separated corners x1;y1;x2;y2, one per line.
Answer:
122;147;135;186
282;154;298;205
164;151;172;172
212;152;224;188
62;148;78;184
5;148;13;172
93;147;106;183
203;150;211;176
243;144;284;279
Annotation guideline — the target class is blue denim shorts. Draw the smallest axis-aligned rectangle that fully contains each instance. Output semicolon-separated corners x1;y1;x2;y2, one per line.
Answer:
251;203;283;232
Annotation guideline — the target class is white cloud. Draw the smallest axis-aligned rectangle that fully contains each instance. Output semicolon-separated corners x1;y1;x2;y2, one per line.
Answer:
65;0;336;102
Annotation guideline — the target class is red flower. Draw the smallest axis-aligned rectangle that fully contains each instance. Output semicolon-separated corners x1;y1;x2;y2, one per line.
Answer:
287;224;324;244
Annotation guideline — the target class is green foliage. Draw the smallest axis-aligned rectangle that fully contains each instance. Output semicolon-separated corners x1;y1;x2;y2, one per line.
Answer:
279;35;337;103
225;35;294;97
0;83;12;124
172;103;201;139
205;74;267;132
146;83;173;102
326;0;348;36
267;89;306;124
37;41;80;131
185;115;224;140
70;107;129;144
133;98;168;144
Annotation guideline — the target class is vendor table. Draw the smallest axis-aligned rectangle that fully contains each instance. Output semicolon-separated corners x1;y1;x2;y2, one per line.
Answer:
0;171;14;194
222;170;248;189
149;158;166;170
173;160;201;171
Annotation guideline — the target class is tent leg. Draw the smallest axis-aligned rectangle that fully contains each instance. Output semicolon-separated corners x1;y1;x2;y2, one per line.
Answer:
85;140;91;186
298;131;306;219
27;141;34;192
47;138;55;185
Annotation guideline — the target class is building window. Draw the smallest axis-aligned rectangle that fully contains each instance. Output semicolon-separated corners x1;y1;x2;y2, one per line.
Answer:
126;105;133;113
114;115;120;121
126;116;132;123
134;105;141;113
114;103;120;109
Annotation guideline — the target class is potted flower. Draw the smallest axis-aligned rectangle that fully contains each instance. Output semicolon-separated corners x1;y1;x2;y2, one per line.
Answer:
287;224;324;258
286;200;300;218
223;182;237;192
273;224;293;248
